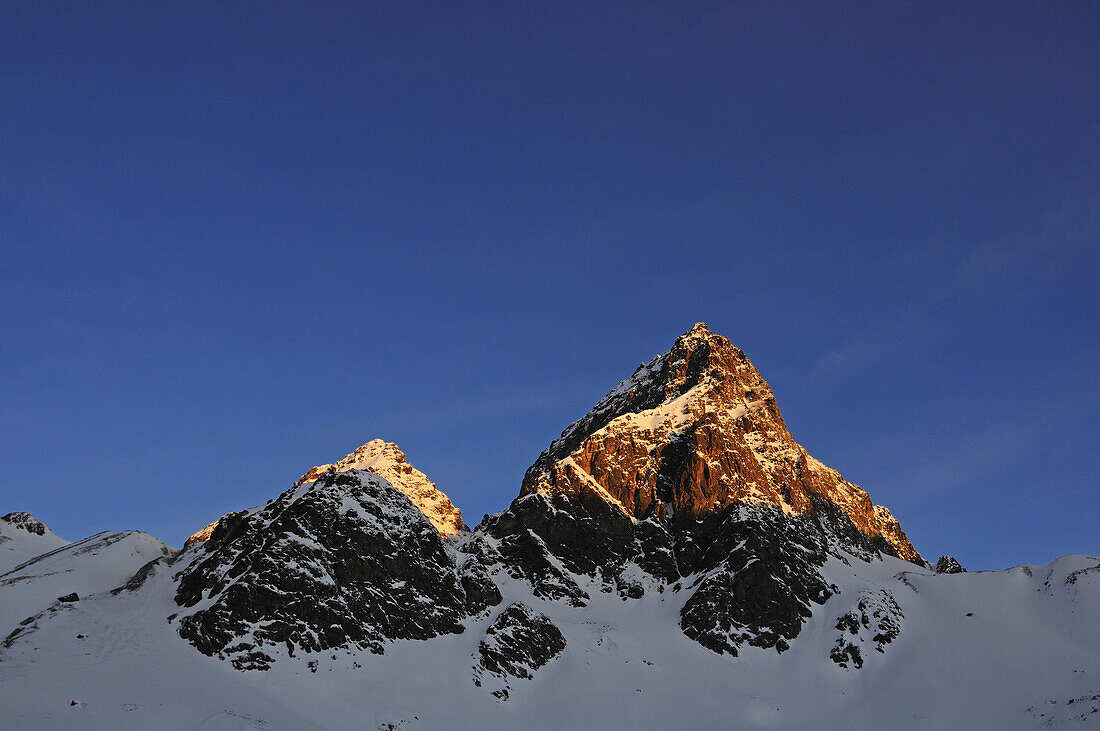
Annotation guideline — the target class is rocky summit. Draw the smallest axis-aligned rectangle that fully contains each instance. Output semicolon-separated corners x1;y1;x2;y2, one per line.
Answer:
468;323;926;655
298;439;466;537
520;322;919;563
183;439;466;548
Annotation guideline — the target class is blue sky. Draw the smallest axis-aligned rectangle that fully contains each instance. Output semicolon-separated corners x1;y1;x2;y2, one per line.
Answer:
2;1;1096;569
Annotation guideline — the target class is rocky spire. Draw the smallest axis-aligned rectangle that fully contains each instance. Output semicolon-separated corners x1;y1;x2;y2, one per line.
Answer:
520;323;922;563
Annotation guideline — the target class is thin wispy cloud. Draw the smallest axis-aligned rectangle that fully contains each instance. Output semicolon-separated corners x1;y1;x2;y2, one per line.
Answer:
813;192;1100;381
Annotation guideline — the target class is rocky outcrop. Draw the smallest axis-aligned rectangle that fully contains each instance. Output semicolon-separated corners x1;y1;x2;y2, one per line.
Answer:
830;588;903;669
298;440;465;537
677;504;836;656
173;469;498;670
473;602;566;700
1;513;49;536
520;323;921;563
935;555;966;574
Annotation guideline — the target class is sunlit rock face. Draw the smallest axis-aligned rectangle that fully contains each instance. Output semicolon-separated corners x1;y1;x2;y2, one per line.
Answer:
183;439;465;548
173;469;497;670
298;439;465;537
520;322;921;563
183;519;220;548
472;323;925;657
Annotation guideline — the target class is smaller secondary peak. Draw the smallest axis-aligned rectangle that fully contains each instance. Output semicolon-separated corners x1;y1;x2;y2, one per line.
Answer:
298;439;465;537
1;512;53;537
185;440;466;547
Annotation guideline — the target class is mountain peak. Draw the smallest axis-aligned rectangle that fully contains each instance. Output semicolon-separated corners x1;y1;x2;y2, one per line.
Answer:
521;324;922;563
298;439;465;536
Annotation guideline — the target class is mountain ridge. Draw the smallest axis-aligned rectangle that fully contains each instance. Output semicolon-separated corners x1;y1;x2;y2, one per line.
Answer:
2;323;1097;728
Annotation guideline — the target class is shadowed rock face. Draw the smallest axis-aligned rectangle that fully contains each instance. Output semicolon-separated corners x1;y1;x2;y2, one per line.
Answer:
473;602;566;700
173;470;497;670
472;493;848;656
520;322;921;564
935;555;966;574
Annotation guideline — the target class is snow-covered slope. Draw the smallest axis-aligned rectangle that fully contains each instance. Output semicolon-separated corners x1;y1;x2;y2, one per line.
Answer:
1;541;1096;729
0;530;176;636
0;513;68;575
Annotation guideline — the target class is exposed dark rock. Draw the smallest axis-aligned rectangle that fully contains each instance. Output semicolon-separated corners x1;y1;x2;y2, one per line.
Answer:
57;592;79;603
471;491;678;604
473;602;566;700
1;512;48;536
111;559;161;595
173;470;500;670
677;505;835;656
935;556;966;574
829;588;903;669
830;638;863;669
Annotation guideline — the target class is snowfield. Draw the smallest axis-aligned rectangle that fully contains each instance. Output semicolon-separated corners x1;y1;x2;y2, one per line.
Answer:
1;538;1097;729
0;529;176;637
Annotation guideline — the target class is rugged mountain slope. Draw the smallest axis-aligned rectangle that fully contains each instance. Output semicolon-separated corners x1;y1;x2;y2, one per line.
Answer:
0;512;68;574
0;529;176;636
2;543;1097;729
172;468;498;669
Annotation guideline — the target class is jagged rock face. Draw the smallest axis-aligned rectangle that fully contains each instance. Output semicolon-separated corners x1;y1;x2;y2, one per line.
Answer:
471;492;894;656
935;555;966;574
470;323;926;658
830;588;903;669
298;439;465;537
173;469;498;670
1;512;49;536
520;322;921;564
677;505;836;656
470;491;677;607
473;602;566;700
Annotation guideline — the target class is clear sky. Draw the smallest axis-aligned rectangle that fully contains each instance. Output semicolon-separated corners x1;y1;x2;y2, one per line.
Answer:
2;1;1096;570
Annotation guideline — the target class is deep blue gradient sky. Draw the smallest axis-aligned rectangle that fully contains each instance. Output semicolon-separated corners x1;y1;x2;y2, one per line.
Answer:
2;2;1096;569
